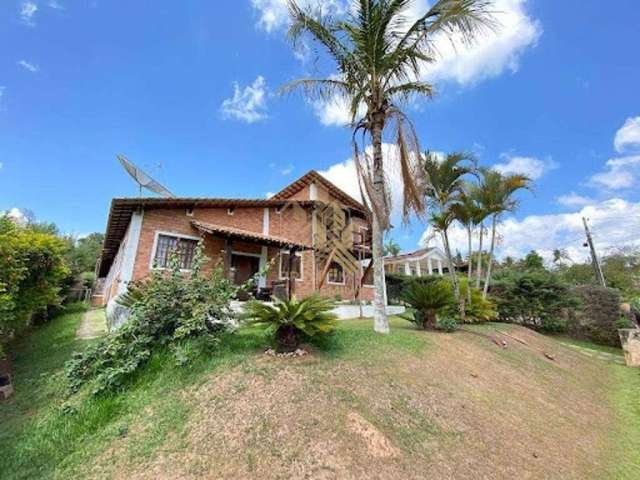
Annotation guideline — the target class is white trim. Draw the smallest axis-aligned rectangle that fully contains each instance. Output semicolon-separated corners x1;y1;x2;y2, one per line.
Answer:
149;230;201;271
262;208;269;235
231;250;262;258
118;210;144;294
278;249;304;282
258;246;268;288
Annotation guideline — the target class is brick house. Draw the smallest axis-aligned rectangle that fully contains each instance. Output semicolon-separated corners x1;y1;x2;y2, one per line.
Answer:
93;171;375;312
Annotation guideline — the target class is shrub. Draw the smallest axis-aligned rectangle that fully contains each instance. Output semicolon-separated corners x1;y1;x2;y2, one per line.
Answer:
458;279;498;323
386;273;440;305
400;279;455;329
242;295;337;352
65;247;237;395
0;216;69;358
436;317;458;332
568;285;622;346
490;270;577;332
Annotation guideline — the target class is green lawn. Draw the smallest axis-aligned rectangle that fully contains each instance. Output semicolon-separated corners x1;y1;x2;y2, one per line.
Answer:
1;308;639;479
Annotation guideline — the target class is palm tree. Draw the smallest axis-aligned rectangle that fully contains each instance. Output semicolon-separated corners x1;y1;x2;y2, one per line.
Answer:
383;239;401;257
475;168;531;297
284;0;494;333
423;152;475;315
450;188;483;304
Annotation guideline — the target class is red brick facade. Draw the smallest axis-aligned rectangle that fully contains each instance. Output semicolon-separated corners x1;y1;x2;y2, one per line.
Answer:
98;173;374;305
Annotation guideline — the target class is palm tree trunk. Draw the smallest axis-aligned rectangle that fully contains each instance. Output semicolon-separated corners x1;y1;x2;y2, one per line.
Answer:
441;229;464;320
371;113;389;334
475;223;484;289
466;224;473;304
483;215;498;298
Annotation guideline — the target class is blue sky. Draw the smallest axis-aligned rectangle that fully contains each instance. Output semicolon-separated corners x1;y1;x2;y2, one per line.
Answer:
1;0;639;261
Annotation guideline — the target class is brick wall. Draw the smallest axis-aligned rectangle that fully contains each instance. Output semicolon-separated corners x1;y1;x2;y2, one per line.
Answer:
122;184;374;302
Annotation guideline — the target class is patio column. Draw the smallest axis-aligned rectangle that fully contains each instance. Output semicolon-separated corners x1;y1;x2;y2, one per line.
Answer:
437;259;443;275
404;261;411;275
427;258;433;275
415;260;421;276
258;246;268;288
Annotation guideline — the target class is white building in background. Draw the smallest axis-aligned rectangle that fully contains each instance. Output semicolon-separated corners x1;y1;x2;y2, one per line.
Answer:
383;247;452;276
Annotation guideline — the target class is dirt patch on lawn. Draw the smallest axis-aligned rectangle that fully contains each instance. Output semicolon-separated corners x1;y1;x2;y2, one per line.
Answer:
88;325;616;480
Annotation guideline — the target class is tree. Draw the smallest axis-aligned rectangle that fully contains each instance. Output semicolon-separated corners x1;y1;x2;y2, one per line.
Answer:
0;216;69;359
520;250;546;271
451;188;484;304
423;151;475;316
383;238;401;257
285;0;494;333
474;168;531;297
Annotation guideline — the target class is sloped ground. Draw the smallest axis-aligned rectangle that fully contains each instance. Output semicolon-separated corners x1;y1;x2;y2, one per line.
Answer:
76;308;107;339
76;320;638;480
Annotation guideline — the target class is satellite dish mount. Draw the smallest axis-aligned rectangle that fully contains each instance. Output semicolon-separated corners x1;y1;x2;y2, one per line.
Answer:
117;154;175;198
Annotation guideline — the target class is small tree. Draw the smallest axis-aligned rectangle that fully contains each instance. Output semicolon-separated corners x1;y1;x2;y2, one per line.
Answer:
242;295;338;352
401;279;455;329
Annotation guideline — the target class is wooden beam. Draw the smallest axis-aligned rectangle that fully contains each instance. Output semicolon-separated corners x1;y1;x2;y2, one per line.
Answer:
354;257;374;299
317;247;337;289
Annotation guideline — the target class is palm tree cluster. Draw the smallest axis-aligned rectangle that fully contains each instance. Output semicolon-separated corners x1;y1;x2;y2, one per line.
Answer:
423;157;532;317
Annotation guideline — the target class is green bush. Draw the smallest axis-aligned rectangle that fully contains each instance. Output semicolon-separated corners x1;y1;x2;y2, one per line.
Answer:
490;270;577;332
458;279;498;322
0;216;69;358
568;285;622;346
242;295;338;352
400;279;455;329
385;273;440;305
436;317;458;332
65;247;237;395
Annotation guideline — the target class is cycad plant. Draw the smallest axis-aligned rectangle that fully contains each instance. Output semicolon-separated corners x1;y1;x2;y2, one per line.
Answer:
284;0;494;334
242;295;338;352
401;279;455;329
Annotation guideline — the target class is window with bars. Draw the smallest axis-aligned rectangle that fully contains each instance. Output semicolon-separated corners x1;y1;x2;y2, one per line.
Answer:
279;251;302;280
153;234;198;270
328;261;345;284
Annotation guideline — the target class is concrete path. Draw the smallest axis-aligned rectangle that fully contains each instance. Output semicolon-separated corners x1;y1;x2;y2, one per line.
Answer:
77;309;107;340
561;342;626;365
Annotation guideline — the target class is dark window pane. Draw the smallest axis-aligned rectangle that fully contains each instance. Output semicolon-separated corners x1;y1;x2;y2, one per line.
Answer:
154;234;198;270
328;261;344;283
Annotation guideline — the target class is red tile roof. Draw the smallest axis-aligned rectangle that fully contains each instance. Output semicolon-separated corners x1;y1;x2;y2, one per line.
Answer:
191;220;311;250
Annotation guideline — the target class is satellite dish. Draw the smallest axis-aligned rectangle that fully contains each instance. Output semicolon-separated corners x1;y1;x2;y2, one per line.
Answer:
117;154;175;198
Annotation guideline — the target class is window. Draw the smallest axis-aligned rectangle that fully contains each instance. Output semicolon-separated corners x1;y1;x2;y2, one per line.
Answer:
328;261;344;284
153;234;198;270
279;251;303;280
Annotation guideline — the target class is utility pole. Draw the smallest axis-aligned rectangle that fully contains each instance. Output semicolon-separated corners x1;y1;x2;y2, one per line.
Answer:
582;217;606;287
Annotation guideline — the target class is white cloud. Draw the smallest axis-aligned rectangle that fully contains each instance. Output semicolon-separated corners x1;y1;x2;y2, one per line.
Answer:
419;0;541;86
304;0;541;125
588;155;640;190
20;1;38;26
47;0;65;10
251;0;346;33
614;116;640;153
312;95;354;127
318;143;414;221
220;76;268;123
2;208;28;226
420;198;640;263
556;192;593;208
0;162;3;170
281;164;293;175
17;60;39;73
0;87;5;110
493;154;557;180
